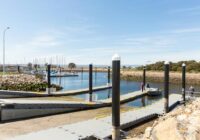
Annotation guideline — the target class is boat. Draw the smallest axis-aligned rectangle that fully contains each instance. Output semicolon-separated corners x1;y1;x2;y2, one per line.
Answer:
146;88;162;96
50;72;79;77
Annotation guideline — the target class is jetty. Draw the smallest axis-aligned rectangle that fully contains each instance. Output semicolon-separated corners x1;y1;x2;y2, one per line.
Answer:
9;94;182;140
100;90;148;104
0;88;180;123
53;84;112;96
0;89;151;121
0;84;112;98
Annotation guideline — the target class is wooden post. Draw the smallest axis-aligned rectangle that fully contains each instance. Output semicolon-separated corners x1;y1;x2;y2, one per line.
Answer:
47;64;51;94
81;67;83;80
59;66;62;76
164;61;169;113
108;66;110;85
0;105;2;122
141;97;145;107
143;66;146;90
182;63;186;103
17;65;20;73
95;67;97;83
112;54;121;140
82;67;83;73
89;64;93;102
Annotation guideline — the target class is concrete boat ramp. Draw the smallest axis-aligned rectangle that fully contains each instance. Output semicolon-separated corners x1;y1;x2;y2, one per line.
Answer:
0;84;112;98
9;94;182;140
0;90;149;121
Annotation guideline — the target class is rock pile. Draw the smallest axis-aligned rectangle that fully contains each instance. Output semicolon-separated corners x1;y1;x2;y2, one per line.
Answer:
0;74;62;92
129;98;200;140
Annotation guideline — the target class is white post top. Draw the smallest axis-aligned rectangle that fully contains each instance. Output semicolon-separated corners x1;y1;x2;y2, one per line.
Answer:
182;63;186;67
164;61;169;65
112;54;121;61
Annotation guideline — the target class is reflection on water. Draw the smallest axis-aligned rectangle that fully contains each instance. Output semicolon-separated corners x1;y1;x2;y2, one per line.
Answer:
51;72;108;91
51;72;200;107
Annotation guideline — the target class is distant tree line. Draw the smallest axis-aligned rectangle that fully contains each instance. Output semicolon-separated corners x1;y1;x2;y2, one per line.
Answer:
26;62;77;71
135;60;200;72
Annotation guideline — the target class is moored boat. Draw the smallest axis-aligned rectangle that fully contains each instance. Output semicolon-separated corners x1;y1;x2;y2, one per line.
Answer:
146;88;162;96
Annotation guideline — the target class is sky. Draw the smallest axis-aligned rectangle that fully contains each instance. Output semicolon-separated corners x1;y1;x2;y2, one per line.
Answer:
0;0;200;65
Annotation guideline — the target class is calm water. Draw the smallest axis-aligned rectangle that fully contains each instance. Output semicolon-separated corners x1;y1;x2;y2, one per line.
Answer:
51;72;200;107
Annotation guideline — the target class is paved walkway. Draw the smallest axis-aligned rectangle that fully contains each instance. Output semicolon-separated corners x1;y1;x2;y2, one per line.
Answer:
10;94;182;140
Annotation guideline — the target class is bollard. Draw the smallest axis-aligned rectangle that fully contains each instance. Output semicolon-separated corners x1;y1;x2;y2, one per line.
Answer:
59;66;62;76
112;54;121;140
81;67;83;80
82;67;84;73
182;63;186;103
143;66;146;90
95;67;97;74
164;61;169;113
108;66;111;85
95;67;97;83
108;88;111;98
89;64;93;102
0;105;2;122
47;64;51;94
17;65;20;73
141;96;145;107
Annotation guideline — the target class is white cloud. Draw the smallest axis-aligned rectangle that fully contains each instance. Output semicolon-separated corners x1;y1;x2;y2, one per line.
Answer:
120;36;175;47
29;34;61;47
170;28;200;34
2;23;200;65
169;6;200;14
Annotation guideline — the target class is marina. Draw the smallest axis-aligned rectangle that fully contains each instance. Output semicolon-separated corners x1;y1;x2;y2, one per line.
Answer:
1;1;200;139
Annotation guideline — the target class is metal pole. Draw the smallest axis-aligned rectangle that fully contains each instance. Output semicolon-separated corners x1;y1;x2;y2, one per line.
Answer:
47;64;51;94
143;66;146;90
0;104;2;122
82;67;83;73
81;67;83;80
112;54;120;140
141;96;145;107
95;67;97;83
182;63;186;103
164;61;169;113
2;27;10;76
59;66;61;76
108;66;110;85
89;64;93;102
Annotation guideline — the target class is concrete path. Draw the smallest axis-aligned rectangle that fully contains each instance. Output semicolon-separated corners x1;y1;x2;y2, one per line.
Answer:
10;94;182;140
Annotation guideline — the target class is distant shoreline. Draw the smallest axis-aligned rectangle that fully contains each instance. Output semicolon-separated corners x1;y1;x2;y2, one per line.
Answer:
66;68;200;85
120;70;200;85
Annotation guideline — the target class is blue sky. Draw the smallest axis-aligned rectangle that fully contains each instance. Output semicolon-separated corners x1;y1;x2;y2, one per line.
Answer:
0;0;200;65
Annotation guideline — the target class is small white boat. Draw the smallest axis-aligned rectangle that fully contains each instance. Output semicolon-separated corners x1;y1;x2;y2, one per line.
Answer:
50;72;79;77
146;88;162;96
